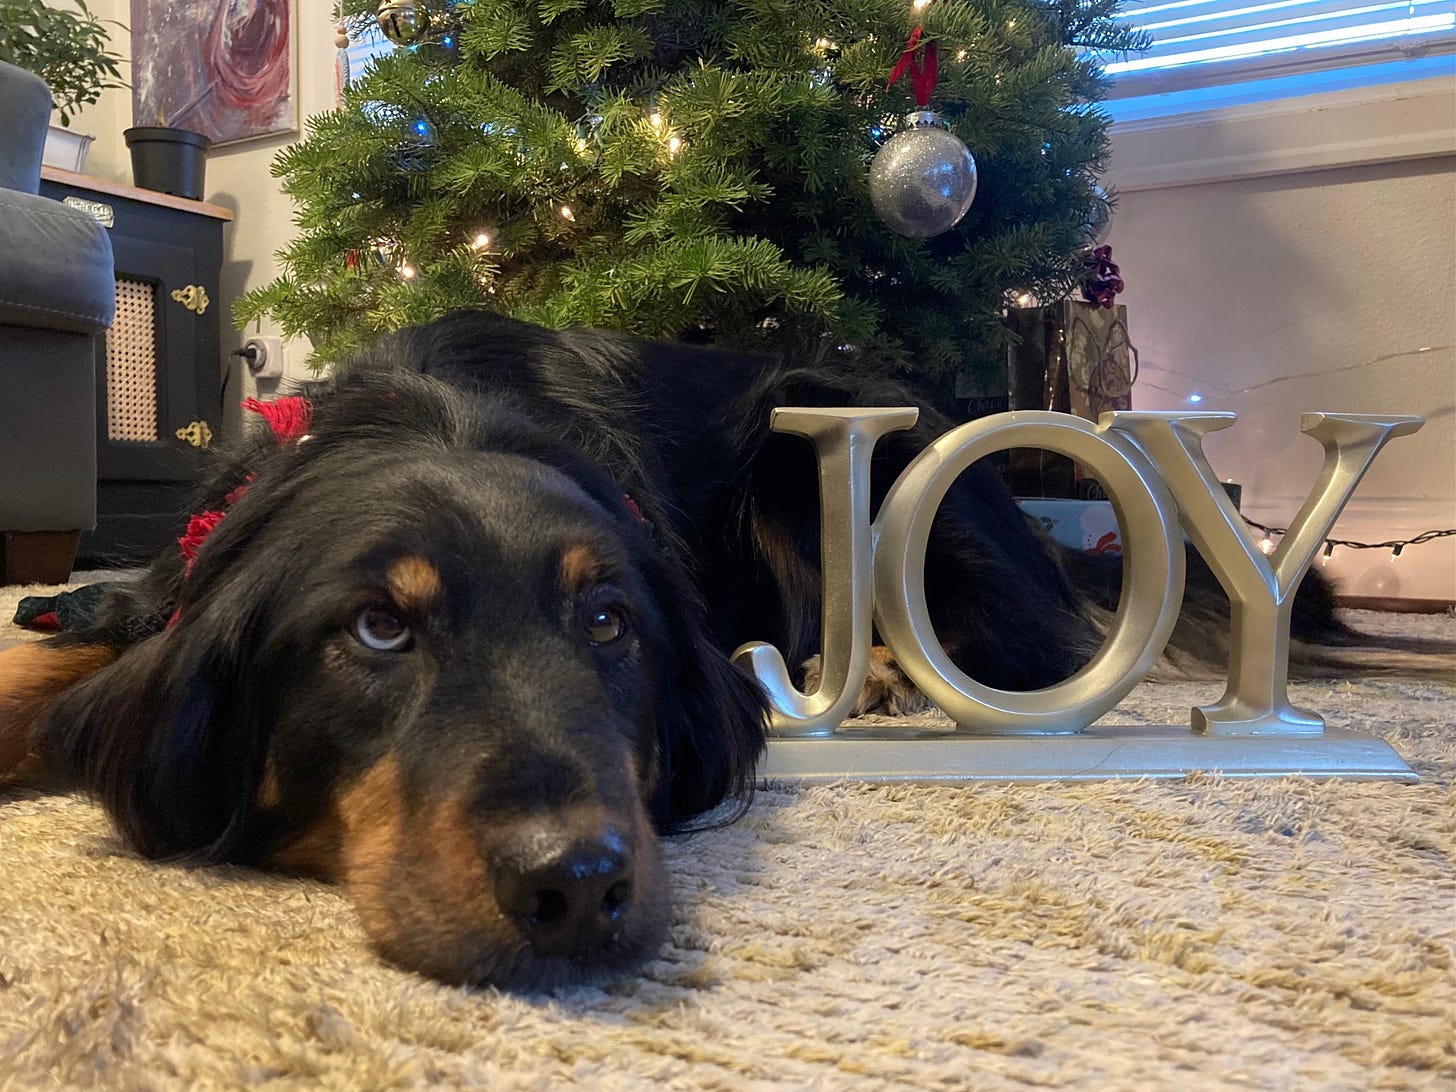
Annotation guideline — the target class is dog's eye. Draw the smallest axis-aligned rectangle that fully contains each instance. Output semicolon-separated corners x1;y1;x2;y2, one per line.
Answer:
584;606;627;646
353;606;412;651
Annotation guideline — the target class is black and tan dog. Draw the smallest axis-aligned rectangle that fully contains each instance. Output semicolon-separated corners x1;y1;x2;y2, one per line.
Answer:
0;311;1427;990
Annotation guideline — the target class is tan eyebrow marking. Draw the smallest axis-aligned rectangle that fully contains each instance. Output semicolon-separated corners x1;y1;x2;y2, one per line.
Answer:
560;543;604;593
387;555;442;613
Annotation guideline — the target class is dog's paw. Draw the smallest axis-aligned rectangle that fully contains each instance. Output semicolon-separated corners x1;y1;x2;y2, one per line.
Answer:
800;647;930;717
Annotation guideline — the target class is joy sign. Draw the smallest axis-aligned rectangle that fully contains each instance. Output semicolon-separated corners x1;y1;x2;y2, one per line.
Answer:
732;409;1422;761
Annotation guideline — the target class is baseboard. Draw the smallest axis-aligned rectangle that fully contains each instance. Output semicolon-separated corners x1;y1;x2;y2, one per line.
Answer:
1337;596;1455;614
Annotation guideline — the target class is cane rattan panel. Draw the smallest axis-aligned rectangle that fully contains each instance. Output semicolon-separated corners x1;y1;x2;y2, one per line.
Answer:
105;277;160;443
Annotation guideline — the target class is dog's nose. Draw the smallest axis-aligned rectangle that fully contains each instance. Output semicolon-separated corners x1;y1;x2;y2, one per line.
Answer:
492;828;636;956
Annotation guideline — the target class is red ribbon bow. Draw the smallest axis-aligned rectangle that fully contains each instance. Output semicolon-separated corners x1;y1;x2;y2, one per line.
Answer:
1082;245;1125;310
888;26;939;107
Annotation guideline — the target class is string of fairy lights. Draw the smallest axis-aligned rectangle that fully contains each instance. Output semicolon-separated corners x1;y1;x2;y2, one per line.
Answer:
346;0;981;284
1131;346;1456;566
1244;519;1456;563
355;98;678;284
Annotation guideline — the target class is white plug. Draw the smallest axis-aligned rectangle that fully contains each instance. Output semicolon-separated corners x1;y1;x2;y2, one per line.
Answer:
239;335;285;380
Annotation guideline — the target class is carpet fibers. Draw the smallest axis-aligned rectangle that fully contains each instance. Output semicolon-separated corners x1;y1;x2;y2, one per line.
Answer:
1;579;1452;1089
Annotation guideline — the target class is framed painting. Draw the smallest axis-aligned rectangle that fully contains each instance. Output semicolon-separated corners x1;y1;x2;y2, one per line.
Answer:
131;0;297;146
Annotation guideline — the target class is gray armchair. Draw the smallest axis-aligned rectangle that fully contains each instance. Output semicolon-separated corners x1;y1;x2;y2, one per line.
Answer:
0;60;116;584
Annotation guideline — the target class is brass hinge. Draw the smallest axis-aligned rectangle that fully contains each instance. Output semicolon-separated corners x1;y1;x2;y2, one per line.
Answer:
175;420;213;448
171;284;210;315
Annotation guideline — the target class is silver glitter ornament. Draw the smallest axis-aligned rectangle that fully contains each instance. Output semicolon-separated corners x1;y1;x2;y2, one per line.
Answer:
377;0;429;45
869;111;978;238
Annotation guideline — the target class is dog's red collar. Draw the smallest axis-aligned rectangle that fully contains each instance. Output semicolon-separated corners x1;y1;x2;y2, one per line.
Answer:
180;396;312;566
241;396;312;442
167;397;312;627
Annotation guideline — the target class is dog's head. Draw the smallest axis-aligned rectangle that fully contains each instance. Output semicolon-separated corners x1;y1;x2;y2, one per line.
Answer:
44;370;766;989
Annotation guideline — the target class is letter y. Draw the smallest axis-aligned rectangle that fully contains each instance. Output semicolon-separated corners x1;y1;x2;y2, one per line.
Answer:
1109;412;1422;735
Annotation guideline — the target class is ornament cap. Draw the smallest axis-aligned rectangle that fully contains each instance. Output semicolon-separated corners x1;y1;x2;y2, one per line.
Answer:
904;110;944;129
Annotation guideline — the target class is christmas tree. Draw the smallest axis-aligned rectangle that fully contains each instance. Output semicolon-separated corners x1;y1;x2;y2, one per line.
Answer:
235;0;1145;403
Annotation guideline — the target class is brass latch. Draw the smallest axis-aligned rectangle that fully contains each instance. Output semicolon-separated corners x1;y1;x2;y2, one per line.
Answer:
176;420;213;448
171;284;210;315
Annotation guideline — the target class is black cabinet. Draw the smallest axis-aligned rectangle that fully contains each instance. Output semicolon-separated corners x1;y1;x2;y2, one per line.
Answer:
40;167;232;565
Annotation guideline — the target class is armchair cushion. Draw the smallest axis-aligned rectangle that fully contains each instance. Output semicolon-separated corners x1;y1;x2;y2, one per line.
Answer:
0;60;52;194
0;189;114;333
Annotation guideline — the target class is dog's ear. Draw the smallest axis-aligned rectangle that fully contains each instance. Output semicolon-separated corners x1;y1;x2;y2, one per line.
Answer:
40;598;272;863
641;553;768;829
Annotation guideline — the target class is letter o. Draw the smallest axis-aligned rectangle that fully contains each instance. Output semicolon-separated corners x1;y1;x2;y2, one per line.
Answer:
872;412;1185;734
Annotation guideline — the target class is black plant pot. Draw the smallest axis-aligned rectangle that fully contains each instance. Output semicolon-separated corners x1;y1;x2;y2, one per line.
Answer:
124;126;211;201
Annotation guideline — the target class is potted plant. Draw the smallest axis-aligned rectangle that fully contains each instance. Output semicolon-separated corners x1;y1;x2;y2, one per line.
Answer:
124;112;212;201
0;0;125;172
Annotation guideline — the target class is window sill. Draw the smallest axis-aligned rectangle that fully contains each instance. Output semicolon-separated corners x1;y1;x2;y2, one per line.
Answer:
1105;59;1456;191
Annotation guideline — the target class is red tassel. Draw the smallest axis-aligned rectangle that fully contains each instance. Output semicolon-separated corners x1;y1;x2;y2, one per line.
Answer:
242;396;313;442
224;472;257;507
169;399;309;623
179;509;227;574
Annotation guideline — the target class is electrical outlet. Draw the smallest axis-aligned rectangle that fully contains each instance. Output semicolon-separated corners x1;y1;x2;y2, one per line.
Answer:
243;335;285;380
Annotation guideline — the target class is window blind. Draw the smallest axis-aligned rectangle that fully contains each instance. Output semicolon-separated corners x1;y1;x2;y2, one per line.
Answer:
343;25;396;88
1106;0;1456;91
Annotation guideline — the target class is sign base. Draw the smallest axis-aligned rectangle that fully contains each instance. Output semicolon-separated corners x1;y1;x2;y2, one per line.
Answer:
762;725;1416;783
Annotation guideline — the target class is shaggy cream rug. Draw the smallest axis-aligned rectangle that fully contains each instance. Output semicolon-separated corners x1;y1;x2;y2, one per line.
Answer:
0;578;1452;1090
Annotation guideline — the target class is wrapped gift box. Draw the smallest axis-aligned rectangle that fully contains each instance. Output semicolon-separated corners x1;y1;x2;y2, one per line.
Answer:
1018;498;1123;555
1006;300;1134;498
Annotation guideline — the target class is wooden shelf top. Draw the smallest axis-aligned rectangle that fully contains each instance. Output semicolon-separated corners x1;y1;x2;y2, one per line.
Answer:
40;165;235;222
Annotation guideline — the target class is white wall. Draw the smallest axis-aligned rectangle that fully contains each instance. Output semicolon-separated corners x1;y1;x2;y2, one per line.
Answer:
55;7;1456;597
50;0;130;185
1107;103;1455;601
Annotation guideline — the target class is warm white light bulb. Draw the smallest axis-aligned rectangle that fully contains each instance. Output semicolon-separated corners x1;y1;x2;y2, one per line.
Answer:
649;111;663;129
399;264;416;280
1259;536;1275;555
913;0;932;10
472;231;490;250
667;134;682;156
560;205;575;221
